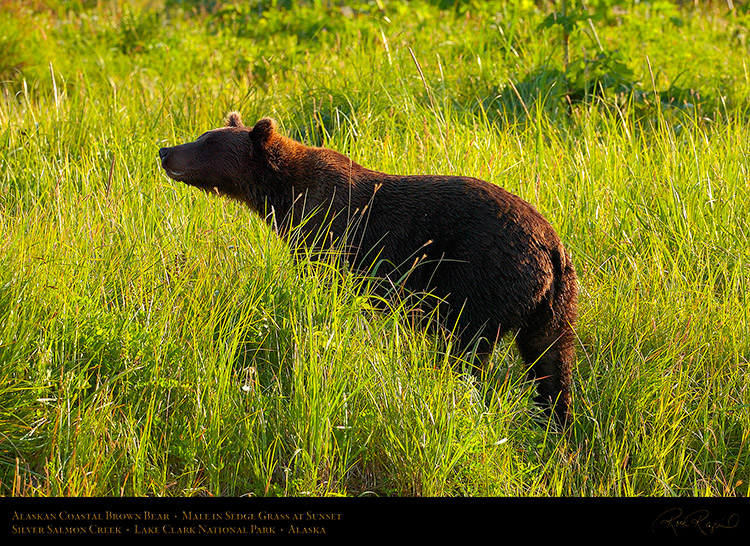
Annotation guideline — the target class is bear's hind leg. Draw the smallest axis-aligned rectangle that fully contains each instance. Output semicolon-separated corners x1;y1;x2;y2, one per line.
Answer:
515;319;575;426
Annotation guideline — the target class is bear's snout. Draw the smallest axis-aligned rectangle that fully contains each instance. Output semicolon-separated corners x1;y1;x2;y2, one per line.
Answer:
159;146;183;179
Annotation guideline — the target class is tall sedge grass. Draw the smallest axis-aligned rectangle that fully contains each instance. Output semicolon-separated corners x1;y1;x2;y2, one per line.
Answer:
1;1;748;497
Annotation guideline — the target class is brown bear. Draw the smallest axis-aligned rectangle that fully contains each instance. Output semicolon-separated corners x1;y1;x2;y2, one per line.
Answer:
159;112;578;425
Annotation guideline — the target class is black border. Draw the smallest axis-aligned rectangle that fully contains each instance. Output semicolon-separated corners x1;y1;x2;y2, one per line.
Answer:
2;496;747;541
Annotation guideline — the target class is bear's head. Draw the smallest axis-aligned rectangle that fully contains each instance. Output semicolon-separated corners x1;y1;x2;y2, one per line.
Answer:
159;112;277;202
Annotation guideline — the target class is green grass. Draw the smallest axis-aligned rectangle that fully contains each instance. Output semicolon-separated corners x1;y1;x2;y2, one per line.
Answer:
1;0;748;497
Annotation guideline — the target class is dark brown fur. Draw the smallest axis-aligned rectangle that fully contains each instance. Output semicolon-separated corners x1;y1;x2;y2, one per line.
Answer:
159;113;578;424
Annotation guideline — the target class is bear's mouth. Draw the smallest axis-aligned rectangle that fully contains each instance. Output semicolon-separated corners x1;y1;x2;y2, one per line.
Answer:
164;169;203;188
161;165;219;194
165;170;214;192
164;168;186;179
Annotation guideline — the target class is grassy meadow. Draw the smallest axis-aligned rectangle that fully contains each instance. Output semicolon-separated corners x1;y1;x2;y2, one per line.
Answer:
1;0;749;497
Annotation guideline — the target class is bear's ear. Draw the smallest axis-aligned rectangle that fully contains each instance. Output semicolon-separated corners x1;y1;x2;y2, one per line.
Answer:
225;111;244;128
250;117;277;145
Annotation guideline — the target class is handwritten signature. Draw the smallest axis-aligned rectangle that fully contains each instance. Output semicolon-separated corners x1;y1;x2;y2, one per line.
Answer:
652;508;740;536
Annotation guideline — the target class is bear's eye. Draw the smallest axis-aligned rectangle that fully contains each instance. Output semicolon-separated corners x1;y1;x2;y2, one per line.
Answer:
198;133;218;149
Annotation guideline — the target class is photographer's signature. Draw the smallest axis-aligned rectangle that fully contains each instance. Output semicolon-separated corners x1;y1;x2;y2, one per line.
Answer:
653;508;740;536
